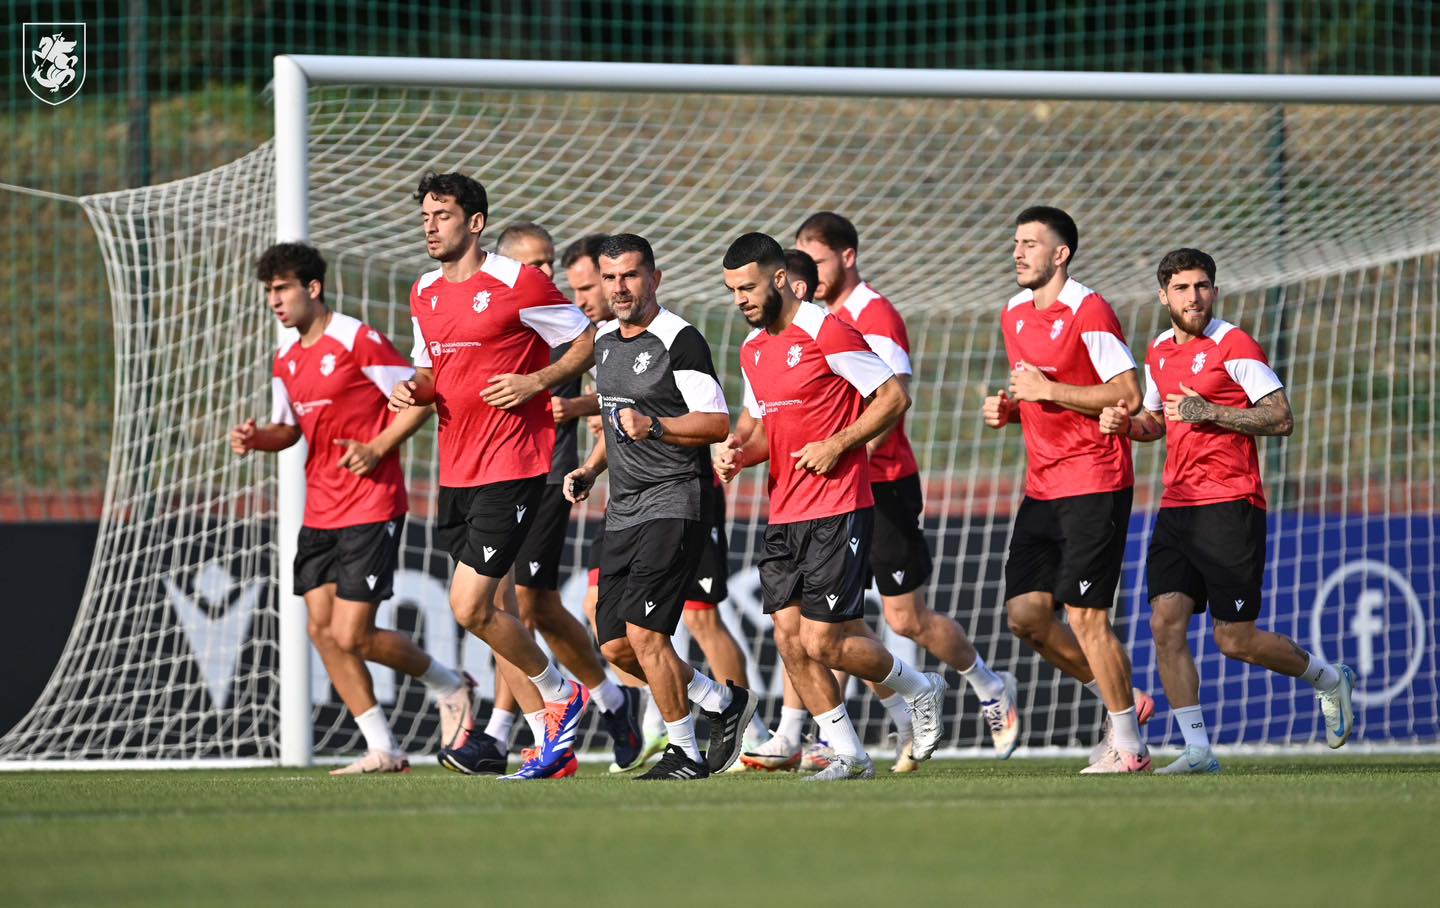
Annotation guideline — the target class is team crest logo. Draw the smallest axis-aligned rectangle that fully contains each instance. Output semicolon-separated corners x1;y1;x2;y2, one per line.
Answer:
23;24;85;106
786;344;803;368
367;329;380;344
429;340;442;359
472;291;490;314
1191;352;1207;374
319;353;336;376
1049;319;1065;341
633;351;652;374
1015;320;1024;335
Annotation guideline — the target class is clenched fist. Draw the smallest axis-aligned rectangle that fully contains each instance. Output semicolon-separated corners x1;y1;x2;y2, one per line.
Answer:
982;389;1012;429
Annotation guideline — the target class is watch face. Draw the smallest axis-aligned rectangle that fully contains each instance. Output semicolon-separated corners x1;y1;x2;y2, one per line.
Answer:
649;419;664;439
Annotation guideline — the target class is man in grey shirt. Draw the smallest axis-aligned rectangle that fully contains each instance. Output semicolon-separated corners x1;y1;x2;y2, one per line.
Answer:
564;233;756;780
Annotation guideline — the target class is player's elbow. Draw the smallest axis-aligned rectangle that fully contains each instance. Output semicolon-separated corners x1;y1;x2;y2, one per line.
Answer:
697;413;731;445
1274;411;1294;437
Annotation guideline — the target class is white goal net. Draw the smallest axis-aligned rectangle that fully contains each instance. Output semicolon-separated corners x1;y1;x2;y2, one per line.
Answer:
3;61;1436;765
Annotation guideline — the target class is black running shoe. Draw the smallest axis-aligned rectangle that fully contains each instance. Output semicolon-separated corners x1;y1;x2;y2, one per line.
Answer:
600;688;644;772
635;744;710;781
438;729;507;775
702;681;758;773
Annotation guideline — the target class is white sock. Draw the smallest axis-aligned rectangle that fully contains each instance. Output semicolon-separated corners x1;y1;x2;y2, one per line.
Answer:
747;712;769;742
1109;707;1143;755
484;710;516;748
880;656;930;699
1173;705;1210;750
527;663;571;702
686;671;731;713
776;706;808;743
814;703;865;758
355;705;397;754
524;709;546;745
418;658;464;696
666;716;702;763
879;693;913;739
642;690;666;737
1084;679;1103;699
590;679;627;714
1300;653;1342;693
959;655;1006;701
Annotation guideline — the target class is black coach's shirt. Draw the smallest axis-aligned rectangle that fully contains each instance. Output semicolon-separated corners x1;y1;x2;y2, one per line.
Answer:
595;308;727;530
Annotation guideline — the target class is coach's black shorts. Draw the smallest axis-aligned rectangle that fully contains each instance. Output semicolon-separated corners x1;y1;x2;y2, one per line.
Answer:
1004;488;1133;609
437;476;546;578
294;515;405;602
869;473;933;596
684;481;730;605
514;482;572;591
1147;500;1266;622
759;508;874;623
595;517;707;645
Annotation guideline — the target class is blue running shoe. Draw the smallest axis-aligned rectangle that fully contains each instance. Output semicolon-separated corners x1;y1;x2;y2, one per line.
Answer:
535;682;591;773
438;729;507;775
499;748;579;781
601;688;644;772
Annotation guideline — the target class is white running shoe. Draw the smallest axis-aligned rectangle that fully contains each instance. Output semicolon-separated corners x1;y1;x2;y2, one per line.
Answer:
907;672;948;761
1079;746;1153;774
799;737;836;772
329;749;411;776
435;672;477;751
1318;663;1357;748
981;671;1021;760
1156;746;1221;775
803;752;875;781
1088;687;1156;763
889;733;920;774
740;733;801;772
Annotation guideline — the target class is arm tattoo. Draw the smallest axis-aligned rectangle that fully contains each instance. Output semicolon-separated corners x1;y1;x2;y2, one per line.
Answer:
1185;390;1293;437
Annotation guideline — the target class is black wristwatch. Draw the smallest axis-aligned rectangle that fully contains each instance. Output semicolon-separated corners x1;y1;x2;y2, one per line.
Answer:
647;417;665;441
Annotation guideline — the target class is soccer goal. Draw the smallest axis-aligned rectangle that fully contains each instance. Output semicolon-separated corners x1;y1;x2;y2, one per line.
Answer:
3;57;1437;768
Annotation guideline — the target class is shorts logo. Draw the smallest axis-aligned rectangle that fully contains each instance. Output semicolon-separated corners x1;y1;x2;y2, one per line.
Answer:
633;351;652;374
287;360;296;376
1234;598;1245;610
848;536;859;555
516;505;527;523
319;353;336;377
825;593;839;610
1050;319;1065;341
892;570;905;585
367;329;380;344
481;546;497;562
1192;352;1207;374
644;600;658;616
698;577;713;594
1078;580;1092;595
1016;320;1024;335
786;344;803;368
366;574;378;590
711;527;719;543
528;561;540;576
472;291;490;314
385;521;396;537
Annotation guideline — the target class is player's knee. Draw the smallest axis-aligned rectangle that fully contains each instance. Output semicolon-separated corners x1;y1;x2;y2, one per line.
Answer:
1066;606;1110;640
1005;600;1047;641
1149;608;1188;649
331;624;370;658
1213;623;1256;662
306;619;332;649
682;607;717;637
600;638;640;675
885;607;925;641
450;594;493;631
801;631;843;666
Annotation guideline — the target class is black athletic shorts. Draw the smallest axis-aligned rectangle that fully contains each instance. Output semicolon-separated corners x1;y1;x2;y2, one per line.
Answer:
1146;500;1266;622
514;482;572;591
437;475;546;578
869;473;933;596
294;515;405;602
684;480;730;606
595;517;707;645
759;508;874;623
1003;487;1133;609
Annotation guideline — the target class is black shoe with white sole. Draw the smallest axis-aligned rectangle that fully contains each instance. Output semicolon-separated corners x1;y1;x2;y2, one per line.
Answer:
635;744;710;781
702;681;757;774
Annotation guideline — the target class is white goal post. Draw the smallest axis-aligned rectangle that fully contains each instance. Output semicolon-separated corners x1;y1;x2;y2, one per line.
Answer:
3;56;1437;769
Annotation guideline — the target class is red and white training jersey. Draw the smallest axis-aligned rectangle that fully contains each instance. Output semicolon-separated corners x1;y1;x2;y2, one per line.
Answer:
1000;277;1137;500
409;252;590;488
741;302;894;525
1143;319;1283;509
271;313;413;529
830;282;920;483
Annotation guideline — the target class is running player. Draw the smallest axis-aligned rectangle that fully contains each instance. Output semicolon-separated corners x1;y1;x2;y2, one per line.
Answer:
388;171;595;780
1099;247;1355;773
229;241;473;775
983;206;1153;772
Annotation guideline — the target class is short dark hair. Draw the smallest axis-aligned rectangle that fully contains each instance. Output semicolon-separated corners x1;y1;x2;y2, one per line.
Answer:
795;211;859;254
784;248;819;301
256;242;326;288
1015;206;1079;262
723;232;785;271
560;233;607;271
598;233;655;271
496;222;554;257
414;171;488;221
1156;248;1217;288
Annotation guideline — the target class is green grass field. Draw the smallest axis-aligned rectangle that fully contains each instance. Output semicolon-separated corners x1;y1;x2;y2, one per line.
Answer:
2;756;1437;907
